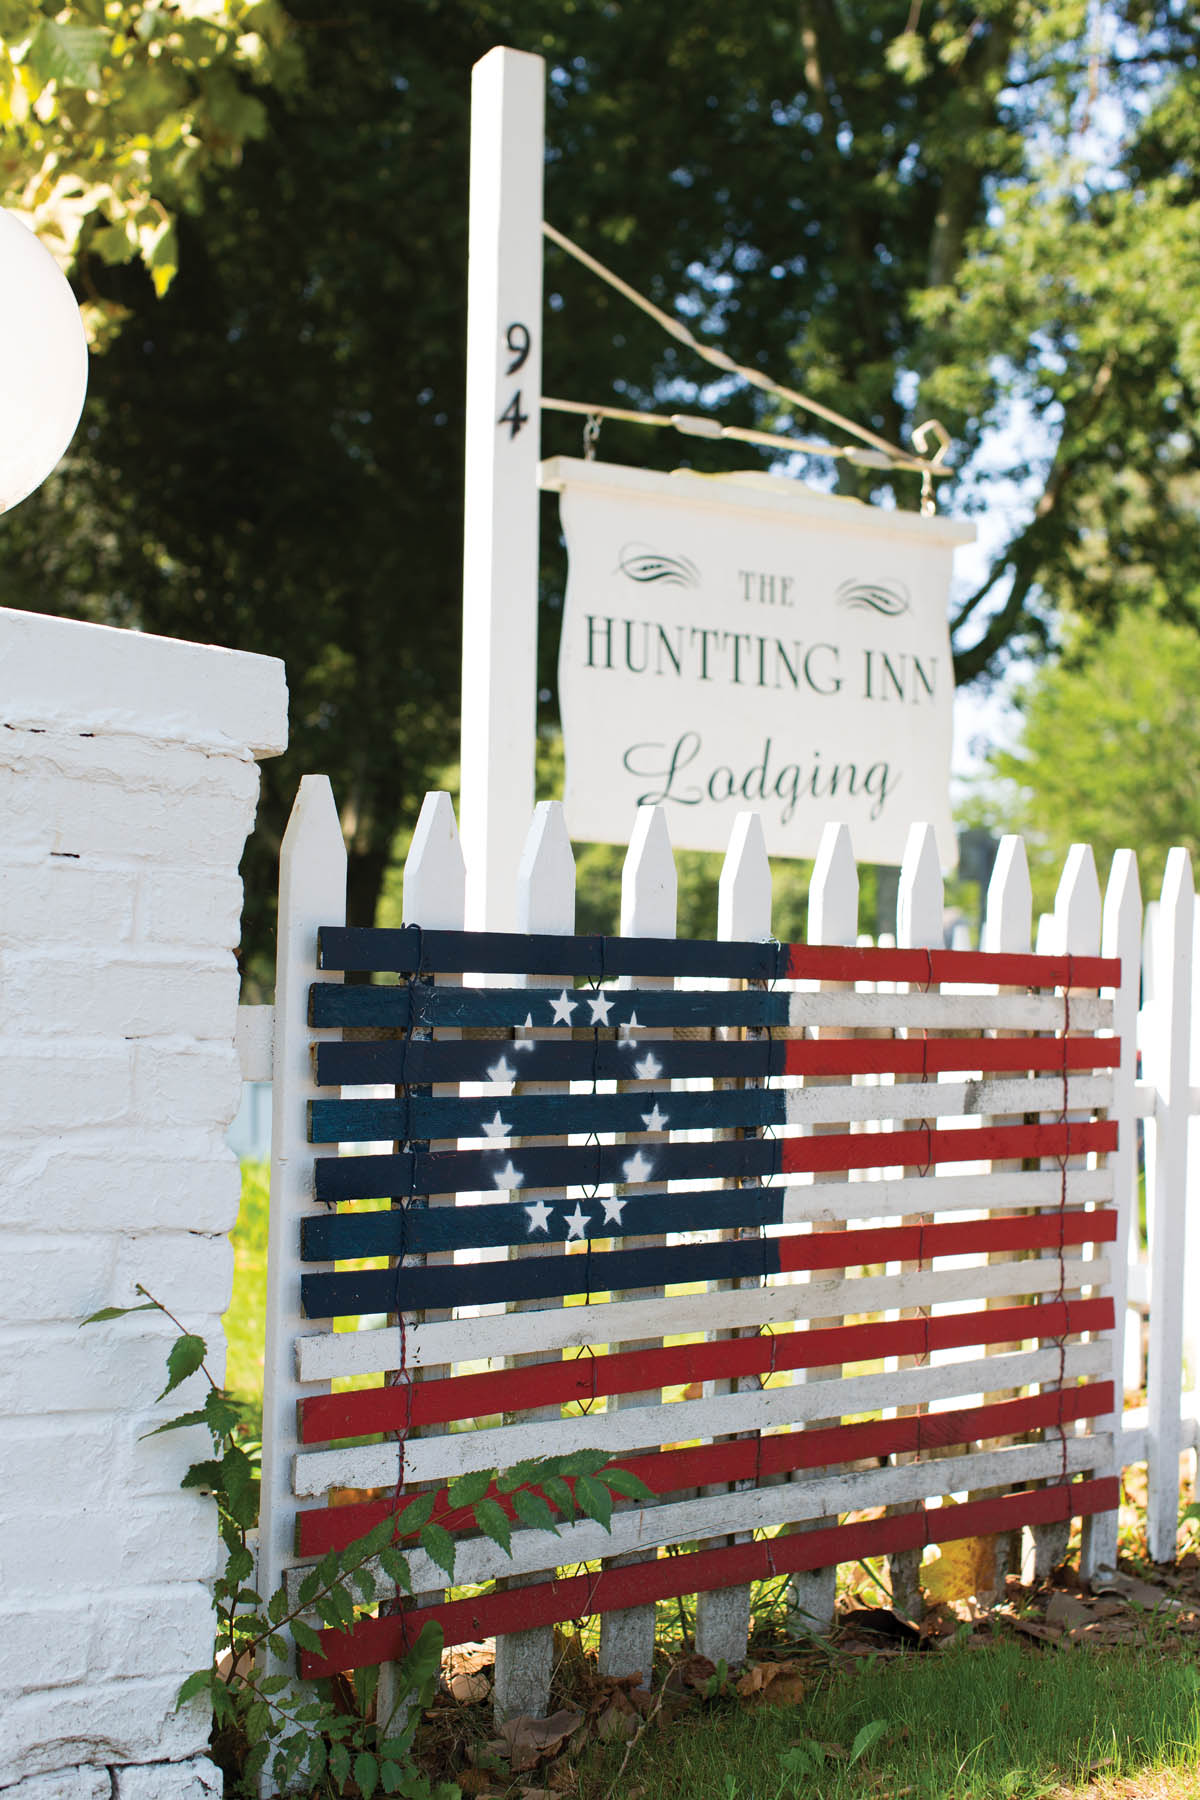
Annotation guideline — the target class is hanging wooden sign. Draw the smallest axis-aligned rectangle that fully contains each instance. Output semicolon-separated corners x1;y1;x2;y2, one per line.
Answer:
544;455;974;865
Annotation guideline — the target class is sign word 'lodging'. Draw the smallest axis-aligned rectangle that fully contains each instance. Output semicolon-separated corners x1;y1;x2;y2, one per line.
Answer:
545;458;974;865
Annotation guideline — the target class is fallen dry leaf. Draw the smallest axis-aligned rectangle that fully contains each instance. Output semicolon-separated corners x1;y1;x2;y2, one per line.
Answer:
1092;1571;1183;1612
595;1698;640;1744
457;1772;500;1798
922;1533;997;1605
1046;1591;1094;1630
500;1710;585;1772
449;1670;491;1704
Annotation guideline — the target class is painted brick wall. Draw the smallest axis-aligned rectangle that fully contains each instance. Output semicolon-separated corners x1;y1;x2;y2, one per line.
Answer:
0;607;287;1798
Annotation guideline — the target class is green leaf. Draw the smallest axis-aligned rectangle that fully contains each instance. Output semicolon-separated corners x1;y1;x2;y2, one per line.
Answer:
472;1497;512;1555
157;1333;207;1400
601;1467;652;1500
290;1618;324;1655
244;1699;271;1743
446;1468;492;1508
175;1668;212;1708
354;1750;380;1799
329;1742;352;1788
397;1621;445;1697
541;1476;576;1521
204;1389;243;1436
181;1459;224;1493
496;1458;543;1493
80;1301;158;1325
849;1719;887;1766
574;1474;613;1531
392;1492;435;1537
242;1740;270;1781
380;1760;406;1794
350;1563;377;1601
298;1569;321;1608
512;1488;559;1536
142;1407;208;1439
555;1449;610;1477
267;1587;289;1626
380;1546;411;1590
419;1523;457;1579
225;1545;254;1584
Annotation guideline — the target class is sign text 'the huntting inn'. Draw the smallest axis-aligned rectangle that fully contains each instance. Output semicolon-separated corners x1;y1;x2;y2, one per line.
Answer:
542;457;974;866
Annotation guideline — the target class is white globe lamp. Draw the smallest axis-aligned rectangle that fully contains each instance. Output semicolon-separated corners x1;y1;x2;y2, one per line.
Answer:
0;209;89;514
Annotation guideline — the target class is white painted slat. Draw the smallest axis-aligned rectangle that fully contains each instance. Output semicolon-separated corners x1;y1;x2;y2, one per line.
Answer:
296;1168;1117;1380
1146;847;1194;1560
293;1337;1112;1495
493;800;575;1723
1081;848;1142;1577
297;1251;1108;1387
696;808;772;1669
780;1073;1112;1124
258;776;346;1769
378;791;467;1726
600;804;676;1687
789;819;858;1637
785;991;1111;1030
291;1433;1109;1604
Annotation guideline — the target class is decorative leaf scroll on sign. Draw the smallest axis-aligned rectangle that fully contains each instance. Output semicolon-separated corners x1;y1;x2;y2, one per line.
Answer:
283;922;1120;1677
543;457;975;865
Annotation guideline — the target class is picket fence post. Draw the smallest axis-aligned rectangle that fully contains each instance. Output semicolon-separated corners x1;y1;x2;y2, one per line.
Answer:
1081;848;1141;1576
1023;845;1102;1582
258;777;346;1778
694;810;772;1668
975;833;1033;1595
492;801;576;1722
597;806;677;1686
886;822;943;1618
1145;848;1194;1561
376;792;467;1730
786;821;858;1638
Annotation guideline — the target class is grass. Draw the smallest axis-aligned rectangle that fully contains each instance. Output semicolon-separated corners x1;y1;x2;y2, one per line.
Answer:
224;1160;268;1419
567;1639;1200;1800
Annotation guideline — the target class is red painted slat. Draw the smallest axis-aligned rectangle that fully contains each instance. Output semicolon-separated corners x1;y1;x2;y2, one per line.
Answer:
300;1476;1119;1672
781;1035;1120;1078
781;944;1119;988
781;1119;1116;1177
776;1207;1114;1274
299;1295;1114;1443
297;1381;1113;1556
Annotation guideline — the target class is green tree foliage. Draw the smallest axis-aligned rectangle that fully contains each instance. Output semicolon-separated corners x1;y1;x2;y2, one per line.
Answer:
986;609;1200;911
2;2;1197;970
0;1;301;314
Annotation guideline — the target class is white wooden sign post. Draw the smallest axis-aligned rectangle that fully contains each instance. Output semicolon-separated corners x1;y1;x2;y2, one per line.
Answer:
459;46;545;930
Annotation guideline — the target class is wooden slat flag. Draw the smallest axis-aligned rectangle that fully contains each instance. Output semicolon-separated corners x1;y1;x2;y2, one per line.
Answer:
289;926;1121;1678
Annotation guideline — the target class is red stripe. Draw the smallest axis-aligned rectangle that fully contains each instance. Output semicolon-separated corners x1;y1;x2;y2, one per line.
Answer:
297;1382;1113;1556
781;1036;1120;1078
776;1207;1115;1273
300;1476;1119;1672
781;1119;1116;1176
781;944;1120;988
299;1294;1113;1443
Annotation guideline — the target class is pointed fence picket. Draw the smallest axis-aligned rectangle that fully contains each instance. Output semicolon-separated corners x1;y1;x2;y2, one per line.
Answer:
251;784;1200;1719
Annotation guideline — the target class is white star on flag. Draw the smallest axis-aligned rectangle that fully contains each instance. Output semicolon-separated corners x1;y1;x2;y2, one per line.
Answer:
618;1011;642;1041
550;990;578;1025
601;1196;626;1225
622;1150;655;1185
524;1199;554;1234
492;1159;525;1191
481;1110;512;1141
486;1055;518;1084
564;1202;592;1239
641;1104;669;1132
514;1014;537;1052
587;991;614;1025
633;1051;663;1080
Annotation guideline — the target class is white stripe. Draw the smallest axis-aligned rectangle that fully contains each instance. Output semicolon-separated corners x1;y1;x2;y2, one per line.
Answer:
786;991;1111;1031
292;1337;1111;1495
287;1433;1109;1599
294;1168;1114;1383
781;1074;1112;1126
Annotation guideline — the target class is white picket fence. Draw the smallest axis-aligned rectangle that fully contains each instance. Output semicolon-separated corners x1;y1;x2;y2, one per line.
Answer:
241;778;1200;1718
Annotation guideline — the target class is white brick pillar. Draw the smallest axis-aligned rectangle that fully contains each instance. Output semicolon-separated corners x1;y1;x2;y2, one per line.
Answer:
0;606;287;1796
